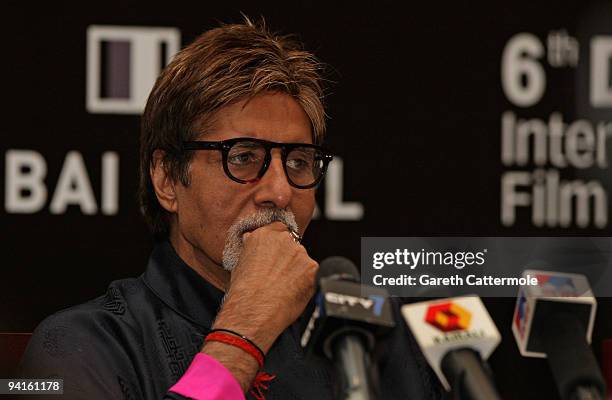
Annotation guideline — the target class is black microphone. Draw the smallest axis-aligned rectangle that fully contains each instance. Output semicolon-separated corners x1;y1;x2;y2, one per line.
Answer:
512;269;606;400
300;256;395;400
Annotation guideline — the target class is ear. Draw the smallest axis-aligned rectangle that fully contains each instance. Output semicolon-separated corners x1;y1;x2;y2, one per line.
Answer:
150;150;178;213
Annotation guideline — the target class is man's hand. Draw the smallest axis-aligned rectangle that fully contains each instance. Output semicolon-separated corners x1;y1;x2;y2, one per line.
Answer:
201;221;318;391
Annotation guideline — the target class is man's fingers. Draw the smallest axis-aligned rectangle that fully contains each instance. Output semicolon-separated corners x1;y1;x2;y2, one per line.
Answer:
241;221;284;242
246;221;296;237
266;221;292;232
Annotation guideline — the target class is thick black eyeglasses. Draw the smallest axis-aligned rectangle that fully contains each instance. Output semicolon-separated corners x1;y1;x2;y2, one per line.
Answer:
183;137;334;189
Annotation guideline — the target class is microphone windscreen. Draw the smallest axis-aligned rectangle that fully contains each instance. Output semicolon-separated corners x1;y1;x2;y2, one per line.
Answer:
318;256;360;281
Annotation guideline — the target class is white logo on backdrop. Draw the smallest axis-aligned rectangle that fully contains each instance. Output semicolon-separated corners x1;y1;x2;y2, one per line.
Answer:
86;25;181;114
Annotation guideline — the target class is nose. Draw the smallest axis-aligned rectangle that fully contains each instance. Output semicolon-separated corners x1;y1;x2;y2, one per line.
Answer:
252;152;292;209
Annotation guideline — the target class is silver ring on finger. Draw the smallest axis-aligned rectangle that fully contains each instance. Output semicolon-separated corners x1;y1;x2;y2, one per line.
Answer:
288;227;302;244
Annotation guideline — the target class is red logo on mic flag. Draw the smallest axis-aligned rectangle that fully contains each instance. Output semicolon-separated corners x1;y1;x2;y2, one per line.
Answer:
425;302;472;332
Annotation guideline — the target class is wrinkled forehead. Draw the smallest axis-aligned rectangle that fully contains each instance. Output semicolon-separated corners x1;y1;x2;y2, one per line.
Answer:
195;92;314;144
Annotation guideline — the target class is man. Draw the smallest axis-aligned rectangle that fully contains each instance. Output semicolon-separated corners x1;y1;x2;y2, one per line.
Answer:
20;18;444;399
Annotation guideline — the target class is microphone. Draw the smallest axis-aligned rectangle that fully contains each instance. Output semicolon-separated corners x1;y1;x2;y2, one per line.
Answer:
401;295;502;400
512;269;605;400
300;256;395;400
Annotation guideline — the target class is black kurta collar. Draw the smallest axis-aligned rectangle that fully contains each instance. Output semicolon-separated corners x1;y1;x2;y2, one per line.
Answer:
142;241;225;330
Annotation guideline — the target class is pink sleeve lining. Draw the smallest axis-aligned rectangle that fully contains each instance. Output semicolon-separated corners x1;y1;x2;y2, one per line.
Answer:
169;352;245;400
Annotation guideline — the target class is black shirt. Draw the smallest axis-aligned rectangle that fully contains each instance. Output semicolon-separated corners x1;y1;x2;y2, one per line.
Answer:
19;242;444;399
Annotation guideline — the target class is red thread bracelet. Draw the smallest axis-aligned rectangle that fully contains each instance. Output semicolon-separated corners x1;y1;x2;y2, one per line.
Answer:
207;328;265;360
204;330;276;400
205;331;265;368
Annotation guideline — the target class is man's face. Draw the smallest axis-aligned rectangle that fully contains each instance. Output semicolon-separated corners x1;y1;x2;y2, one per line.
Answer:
169;92;316;270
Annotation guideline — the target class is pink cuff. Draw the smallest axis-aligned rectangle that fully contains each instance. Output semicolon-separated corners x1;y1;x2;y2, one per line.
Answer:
169;353;245;400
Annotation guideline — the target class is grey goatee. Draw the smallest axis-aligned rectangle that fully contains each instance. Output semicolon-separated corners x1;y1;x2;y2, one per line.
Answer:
222;208;299;271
